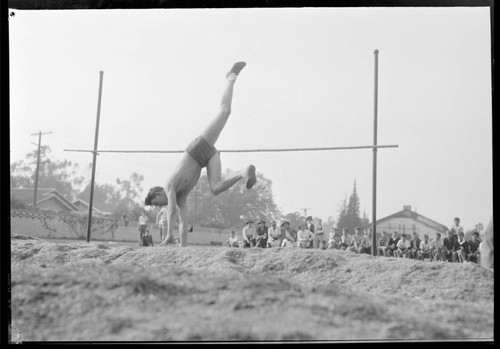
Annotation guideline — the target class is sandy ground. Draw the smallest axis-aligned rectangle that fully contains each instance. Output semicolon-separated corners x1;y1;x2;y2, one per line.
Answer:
10;234;494;342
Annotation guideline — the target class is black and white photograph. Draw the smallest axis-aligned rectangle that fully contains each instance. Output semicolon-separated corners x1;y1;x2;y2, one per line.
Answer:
6;0;494;343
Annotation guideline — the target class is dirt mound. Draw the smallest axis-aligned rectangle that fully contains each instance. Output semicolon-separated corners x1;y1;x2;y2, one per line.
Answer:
10;235;494;342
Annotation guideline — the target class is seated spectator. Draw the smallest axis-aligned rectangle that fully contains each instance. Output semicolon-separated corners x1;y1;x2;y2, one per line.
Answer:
362;229;373;254
395;233;411;258
409;231;421;259
386;231;400;257
296;223;314;248
242;220;256;248
348;227;364;253
443;230;459;262
339;228;352;251
280;220;296;247
456;231;469;263
467;231;481;263
226;230;239;247
377;231;389;256
430;232;445;261
267;220;282;248
417;234;432;261
328;227;341;249
254;220;269;248
141;229;154;247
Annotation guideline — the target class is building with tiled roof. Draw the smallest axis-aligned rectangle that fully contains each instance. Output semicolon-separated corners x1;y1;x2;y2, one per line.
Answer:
365;205;448;239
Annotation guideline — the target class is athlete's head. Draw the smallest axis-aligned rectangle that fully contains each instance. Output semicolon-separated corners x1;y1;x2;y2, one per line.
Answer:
145;186;167;207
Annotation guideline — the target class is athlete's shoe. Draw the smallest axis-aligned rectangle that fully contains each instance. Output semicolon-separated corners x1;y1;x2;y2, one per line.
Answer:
226;62;246;78
245;165;257;189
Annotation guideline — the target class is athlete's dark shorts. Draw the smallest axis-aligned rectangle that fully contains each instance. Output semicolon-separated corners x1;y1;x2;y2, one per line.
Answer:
185;136;218;168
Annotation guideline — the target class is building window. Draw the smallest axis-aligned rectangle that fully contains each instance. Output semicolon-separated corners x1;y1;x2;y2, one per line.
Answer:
388;223;392;230
402;224;406;234
412;224;416;233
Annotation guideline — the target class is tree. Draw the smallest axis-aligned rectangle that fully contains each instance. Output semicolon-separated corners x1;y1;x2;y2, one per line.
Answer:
10;146;86;201
78;173;146;220
337;181;364;232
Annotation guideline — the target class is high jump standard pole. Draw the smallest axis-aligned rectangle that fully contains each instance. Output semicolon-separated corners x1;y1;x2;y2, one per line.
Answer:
86;71;104;243
372;49;379;256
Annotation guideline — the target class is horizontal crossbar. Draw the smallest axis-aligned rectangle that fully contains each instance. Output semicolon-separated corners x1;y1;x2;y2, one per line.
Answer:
64;145;398;154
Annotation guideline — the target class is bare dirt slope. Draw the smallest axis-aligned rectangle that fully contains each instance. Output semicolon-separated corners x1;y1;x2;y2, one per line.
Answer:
10;235;494;342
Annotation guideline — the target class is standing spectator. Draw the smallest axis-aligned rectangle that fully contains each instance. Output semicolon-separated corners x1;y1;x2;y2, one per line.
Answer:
242;220;256;248
450;217;464;239
138;211;149;244
328;227;341;250
386;231;400;257
456;231;469;263
306;216;315;235
281;220;295;247
430;232;445;261
267;220;282;247
156;206;167;243
480;216;493;269
255;220;269;248
296;223;314;248
226;230;239;247
141;229;154;247
377;231;389;256
443;230;459;262
121;212;129;227
467;231;481;263
409;231;421;259
339;228;352;251
313;218;325;249
349;227;364;253
395;233;411;258
417;234;432;261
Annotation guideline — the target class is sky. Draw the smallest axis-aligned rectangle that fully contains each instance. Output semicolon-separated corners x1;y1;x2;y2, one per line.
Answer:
9;6;493;230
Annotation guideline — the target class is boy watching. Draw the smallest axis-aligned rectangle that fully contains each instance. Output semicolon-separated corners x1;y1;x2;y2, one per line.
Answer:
443;230;459;262
386;231;400;257
409;231;421;259
467;231;481;263
418;234;432;261
456;231;469;263
377;231;389;256
395;233;411;258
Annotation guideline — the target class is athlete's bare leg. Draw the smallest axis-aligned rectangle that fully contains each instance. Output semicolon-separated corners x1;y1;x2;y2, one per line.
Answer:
202;62;256;193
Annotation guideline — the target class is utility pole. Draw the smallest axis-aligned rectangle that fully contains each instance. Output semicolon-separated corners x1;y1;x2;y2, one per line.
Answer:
30;131;52;210
301;208;311;219
87;71;104;243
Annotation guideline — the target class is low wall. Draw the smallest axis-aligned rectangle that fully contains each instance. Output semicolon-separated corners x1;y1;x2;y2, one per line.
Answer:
10;209;232;245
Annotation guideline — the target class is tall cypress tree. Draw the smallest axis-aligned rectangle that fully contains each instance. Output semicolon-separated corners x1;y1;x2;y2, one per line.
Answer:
337;181;363;232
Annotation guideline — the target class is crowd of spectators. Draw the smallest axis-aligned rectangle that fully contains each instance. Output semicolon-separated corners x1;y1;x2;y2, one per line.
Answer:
228;216;485;265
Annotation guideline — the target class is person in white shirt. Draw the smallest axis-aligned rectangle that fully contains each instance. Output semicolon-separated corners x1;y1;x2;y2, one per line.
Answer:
138;212;149;244
450;217;464;239
242;220;256;248
267;221;282;248
417;234;432;260
328;227;340;249
312;218;324;249
395;233;411;258
296;223;314;248
430;232;445;261
156;206;167;242
226;230;239;247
